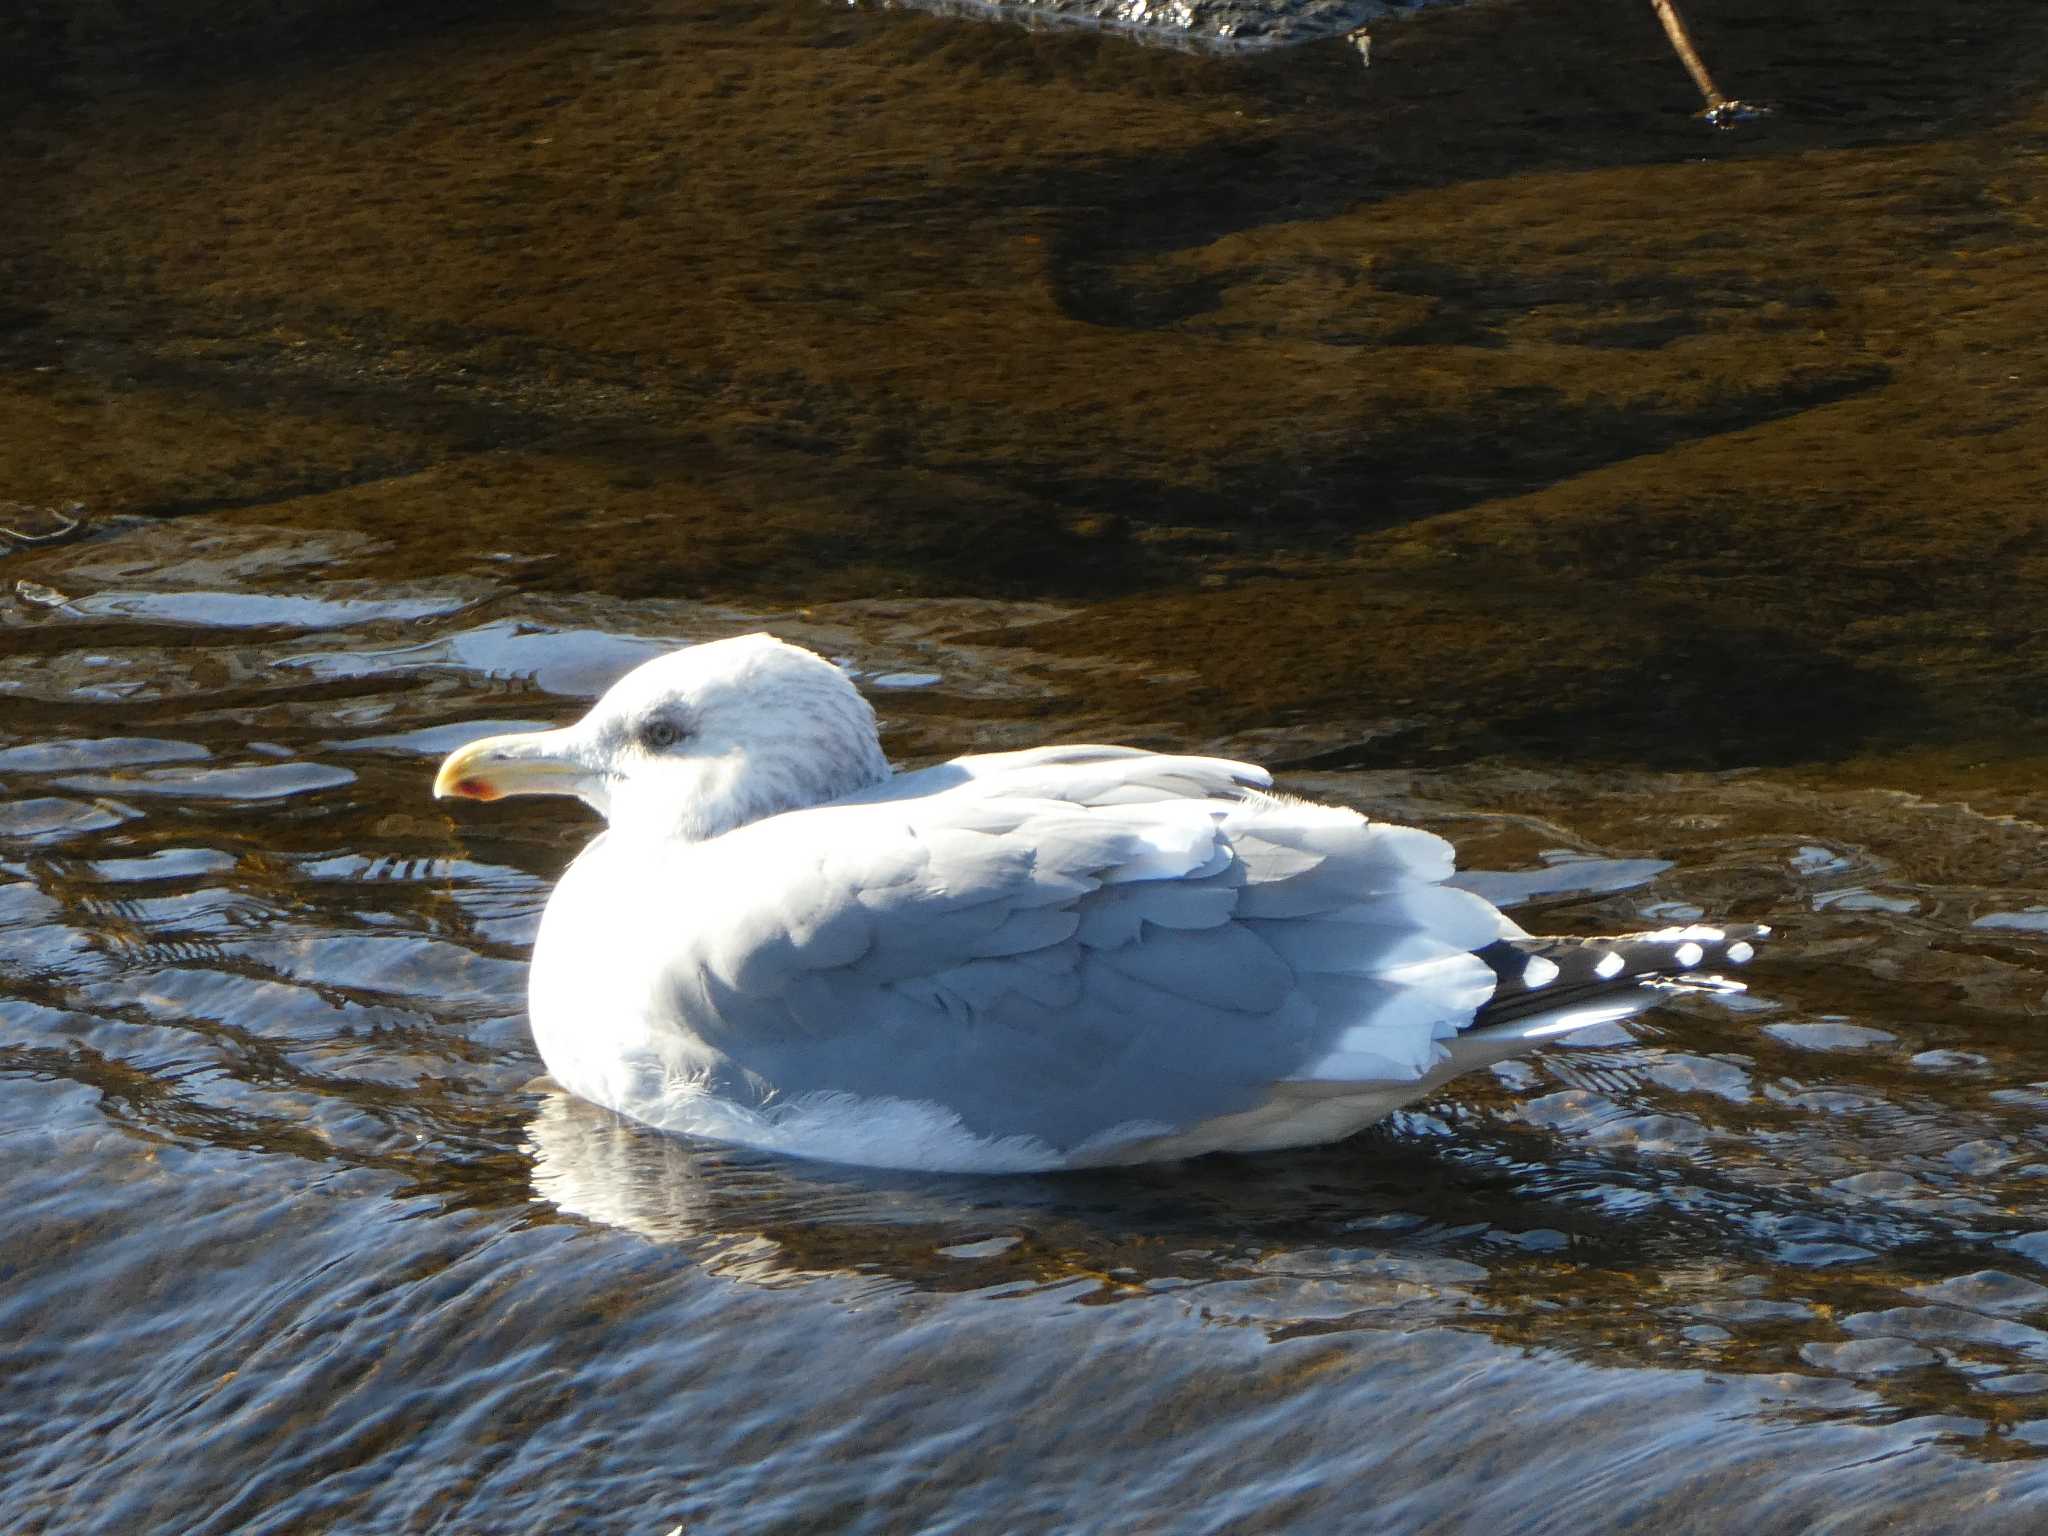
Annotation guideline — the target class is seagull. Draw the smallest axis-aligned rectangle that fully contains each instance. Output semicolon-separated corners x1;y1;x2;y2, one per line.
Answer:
434;633;1766;1172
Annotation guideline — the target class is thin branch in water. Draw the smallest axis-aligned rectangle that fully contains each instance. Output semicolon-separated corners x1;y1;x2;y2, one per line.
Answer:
1649;0;1771;125
1650;0;1725;109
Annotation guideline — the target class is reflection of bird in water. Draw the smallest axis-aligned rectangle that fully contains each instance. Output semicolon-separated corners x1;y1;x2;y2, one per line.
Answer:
523;1083;1080;1285
438;634;1765;1173
525;1082;716;1244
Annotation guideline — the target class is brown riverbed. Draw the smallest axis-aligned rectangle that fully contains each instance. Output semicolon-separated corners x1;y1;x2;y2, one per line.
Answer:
7;0;2048;1530
10;0;2048;769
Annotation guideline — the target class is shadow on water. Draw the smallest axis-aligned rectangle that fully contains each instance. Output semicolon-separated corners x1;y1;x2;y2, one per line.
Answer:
0;0;561;106
10;0;2046;771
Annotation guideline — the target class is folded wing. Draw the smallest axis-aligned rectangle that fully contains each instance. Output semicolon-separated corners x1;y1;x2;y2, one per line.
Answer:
652;750;1519;1157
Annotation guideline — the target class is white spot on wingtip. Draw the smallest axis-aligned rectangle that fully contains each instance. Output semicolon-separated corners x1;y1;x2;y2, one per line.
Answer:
1523;955;1560;988
1594;950;1626;980
1727;941;1755;964
1674;941;1706;968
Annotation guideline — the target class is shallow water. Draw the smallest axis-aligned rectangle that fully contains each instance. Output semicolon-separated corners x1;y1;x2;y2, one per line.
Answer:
8;567;2048;1531
8;0;2048;1528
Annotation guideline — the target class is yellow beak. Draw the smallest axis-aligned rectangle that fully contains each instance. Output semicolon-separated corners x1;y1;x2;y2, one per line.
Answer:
433;729;590;802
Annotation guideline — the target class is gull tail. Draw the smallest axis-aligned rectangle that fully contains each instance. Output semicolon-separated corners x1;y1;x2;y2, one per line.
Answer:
1450;922;1771;1063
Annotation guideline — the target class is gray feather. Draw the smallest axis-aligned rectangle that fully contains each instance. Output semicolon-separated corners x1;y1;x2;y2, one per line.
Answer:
643;765;1518;1151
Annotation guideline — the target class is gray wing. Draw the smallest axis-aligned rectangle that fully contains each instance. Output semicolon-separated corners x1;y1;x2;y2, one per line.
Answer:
655;752;1516;1157
840;744;1275;808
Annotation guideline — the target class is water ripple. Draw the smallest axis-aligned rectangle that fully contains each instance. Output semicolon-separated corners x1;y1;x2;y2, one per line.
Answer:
9;571;2048;1529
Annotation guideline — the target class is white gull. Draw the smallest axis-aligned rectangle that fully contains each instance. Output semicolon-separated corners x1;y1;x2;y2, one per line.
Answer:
434;633;1765;1172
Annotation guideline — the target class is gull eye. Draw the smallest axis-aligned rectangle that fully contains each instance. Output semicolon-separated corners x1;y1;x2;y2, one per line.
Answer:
640;719;683;751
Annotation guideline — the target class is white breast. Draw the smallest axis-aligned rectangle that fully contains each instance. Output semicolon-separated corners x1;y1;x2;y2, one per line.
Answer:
528;837;682;1117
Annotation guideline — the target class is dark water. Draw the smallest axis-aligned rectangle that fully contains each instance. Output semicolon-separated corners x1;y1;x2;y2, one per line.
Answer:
7;0;2048;1529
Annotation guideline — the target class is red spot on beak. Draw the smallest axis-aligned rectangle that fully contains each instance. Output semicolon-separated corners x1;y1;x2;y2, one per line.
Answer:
454;778;498;801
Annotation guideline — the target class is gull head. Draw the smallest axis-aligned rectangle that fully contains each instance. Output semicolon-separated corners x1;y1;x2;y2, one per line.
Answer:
433;633;891;842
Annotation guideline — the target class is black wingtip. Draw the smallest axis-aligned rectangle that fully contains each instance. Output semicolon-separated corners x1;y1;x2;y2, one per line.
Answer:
1470;922;1770;1032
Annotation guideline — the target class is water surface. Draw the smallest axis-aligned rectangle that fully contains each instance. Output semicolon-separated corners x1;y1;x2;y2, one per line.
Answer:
7;0;2048;1528
8;566;2048;1531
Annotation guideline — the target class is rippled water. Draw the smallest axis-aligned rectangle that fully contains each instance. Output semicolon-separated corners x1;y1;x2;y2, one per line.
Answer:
9;530;2048;1531
868;0;1448;51
9;0;2048;1523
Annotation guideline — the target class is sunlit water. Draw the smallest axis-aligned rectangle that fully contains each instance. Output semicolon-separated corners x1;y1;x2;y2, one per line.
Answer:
6;0;2048;1518
8;525;2048;1532
863;0;1447;50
